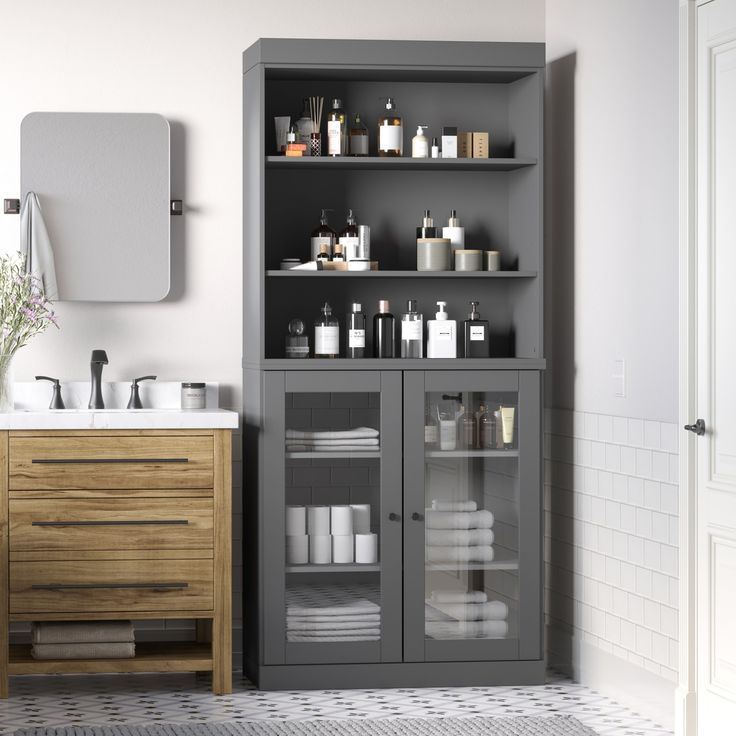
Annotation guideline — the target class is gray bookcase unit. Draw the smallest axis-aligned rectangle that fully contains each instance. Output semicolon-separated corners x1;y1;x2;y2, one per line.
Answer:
243;38;545;689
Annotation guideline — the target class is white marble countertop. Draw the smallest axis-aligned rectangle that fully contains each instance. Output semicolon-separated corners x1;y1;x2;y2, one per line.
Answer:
0;381;239;430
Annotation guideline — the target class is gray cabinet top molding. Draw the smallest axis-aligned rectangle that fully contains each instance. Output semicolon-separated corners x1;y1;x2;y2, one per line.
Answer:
243;38;545;75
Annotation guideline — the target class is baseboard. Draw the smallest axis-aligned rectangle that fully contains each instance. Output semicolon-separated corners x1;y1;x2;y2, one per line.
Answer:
547;625;675;730
675;685;696;736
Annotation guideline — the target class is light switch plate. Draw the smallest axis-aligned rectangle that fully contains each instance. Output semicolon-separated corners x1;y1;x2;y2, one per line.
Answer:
613;359;626;398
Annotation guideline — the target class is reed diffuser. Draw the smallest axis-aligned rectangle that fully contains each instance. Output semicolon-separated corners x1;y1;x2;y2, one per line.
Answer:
309;96;324;156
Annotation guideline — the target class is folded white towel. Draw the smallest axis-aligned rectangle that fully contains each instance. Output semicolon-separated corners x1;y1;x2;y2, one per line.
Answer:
286;438;379;447
286;599;380;618
427;545;495;563
287;628;380;638
287;613;381;625
426;509;494;530
287;445;381;453
426;529;494;547
431;590;488;604
32;621;134;645
431;500;477;512
20;191;58;300
428;600;509;621
31;642;135;660
286;617;380;631
426;620;508;639
286;427;379;440
287;634;380;642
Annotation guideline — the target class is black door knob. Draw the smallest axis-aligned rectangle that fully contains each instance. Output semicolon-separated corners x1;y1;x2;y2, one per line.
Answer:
684;419;706;436
412;512;424;521
388;512;401;522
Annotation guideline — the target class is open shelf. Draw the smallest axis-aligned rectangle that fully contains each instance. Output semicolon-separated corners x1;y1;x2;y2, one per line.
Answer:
8;641;212;675
267;270;537;279
266;156;537;171
426;449;519;458
286;563;381;573
286;451;381;459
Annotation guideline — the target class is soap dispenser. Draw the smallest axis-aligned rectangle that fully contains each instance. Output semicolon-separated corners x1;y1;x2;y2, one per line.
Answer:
411;125;429;158
462;301;490;358
442;209;465;255
426;301;457;359
310;209;336;261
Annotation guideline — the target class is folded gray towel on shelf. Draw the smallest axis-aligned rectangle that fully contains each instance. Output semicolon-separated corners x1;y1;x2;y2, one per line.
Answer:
426;620;508;639
428;600;509;621
425;509;495;530
31;620;134;645
287;634;381;642
427;545;495;563
431;590;488;604
286;427;379;440
431;500;477;512
427;529;494;546
286;615;381;630
31;642;135;660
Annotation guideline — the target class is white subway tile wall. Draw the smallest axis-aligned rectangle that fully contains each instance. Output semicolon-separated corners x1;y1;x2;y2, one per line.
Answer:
545;409;679;683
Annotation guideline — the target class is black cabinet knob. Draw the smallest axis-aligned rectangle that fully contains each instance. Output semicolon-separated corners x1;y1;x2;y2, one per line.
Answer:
388;512;401;522
684;419;706;436
411;512;424;522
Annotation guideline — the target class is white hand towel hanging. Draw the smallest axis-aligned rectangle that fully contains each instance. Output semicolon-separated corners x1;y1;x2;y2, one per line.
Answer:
20;191;58;300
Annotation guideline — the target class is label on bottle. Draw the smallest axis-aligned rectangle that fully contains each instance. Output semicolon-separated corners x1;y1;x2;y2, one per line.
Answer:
340;236;359;260
470;325;486;341
327;120;342;155
402;320;422;341
425;424;438;444
379;124;402;153
436;325;454;340
350;134;368;156
311;236;333;261
315;325;339;356
348;329;365;348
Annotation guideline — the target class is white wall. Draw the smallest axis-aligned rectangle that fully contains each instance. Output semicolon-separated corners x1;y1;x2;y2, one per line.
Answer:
0;0;544;398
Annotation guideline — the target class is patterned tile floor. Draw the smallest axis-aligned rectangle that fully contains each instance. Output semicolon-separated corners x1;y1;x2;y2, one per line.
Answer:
0;671;672;736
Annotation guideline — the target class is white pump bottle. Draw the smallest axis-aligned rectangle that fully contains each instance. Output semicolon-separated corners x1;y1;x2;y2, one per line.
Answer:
412;125;429;158
426;301;457;358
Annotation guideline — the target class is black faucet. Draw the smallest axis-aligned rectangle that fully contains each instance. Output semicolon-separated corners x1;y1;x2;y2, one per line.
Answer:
88;350;109;409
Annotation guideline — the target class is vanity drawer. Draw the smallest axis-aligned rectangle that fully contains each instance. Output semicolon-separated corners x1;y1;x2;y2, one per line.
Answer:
9;434;214;490
10;558;214;613
9;498;213;552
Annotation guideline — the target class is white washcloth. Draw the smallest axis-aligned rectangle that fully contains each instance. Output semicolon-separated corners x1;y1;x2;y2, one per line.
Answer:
426;529;494;547
286;613;381;625
287;445;380;453
431;500;477;512
427;545;495;563
20;192;58;300
287;634;380;642
286;617;380;631
426;620;508;639
285;438;379;446
431;590;488;604
429;600;509;621
287;628;380;638
426;509;495;530
286;427;379;440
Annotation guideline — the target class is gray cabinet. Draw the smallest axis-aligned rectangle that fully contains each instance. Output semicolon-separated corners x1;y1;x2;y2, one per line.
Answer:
242;38;545;689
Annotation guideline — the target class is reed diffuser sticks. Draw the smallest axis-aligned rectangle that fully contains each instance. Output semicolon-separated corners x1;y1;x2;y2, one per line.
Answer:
308;96;324;132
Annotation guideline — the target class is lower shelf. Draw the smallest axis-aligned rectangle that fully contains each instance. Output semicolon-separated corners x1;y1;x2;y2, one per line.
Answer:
9;641;212;675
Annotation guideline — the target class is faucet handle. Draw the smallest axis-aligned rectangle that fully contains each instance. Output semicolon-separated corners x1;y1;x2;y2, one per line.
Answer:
127;375;157;410
35;376;66;410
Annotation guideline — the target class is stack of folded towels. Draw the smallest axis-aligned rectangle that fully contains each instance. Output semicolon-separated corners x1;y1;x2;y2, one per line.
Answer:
425;590;508;639
31;621;135;660
286;584;381;642
425;500;495;563
286;427;380;453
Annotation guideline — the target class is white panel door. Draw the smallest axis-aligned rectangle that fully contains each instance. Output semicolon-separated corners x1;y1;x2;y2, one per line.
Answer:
697;1;736;732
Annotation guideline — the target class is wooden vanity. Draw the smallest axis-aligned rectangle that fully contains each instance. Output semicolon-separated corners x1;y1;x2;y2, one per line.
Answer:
0;425;235;696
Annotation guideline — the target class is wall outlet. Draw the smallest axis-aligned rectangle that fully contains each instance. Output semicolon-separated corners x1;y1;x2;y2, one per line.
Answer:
613;359;626;398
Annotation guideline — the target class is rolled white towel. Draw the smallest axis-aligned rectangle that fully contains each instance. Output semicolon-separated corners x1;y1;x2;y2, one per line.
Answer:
426;529;494;547
431;500;477;512
429;600;509;621
431;590;488;604
425;509;494;529
286;427;379;440
426;620;508;639
426;545;495;563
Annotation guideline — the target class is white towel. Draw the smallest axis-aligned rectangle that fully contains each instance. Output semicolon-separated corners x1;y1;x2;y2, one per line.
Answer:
20;192;58;300
286;617;380;631
426;510;495;530
428;600;509;621
427;529;494;547
286;427;379;440
426;545;495;563
286;438;379;446
287;628;380;638
431;500;477;512
286;613;381;625
287;445;380;453
431;590;488;604
287;634;380;642
426;620;508;639
286;600;379;617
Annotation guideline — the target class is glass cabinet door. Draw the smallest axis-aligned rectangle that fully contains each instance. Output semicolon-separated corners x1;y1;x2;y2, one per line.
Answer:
403;370;541;663
262;371;402;666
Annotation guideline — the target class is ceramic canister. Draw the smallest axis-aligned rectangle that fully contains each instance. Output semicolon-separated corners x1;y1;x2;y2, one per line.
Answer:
417;238;451;271
454;249;483;271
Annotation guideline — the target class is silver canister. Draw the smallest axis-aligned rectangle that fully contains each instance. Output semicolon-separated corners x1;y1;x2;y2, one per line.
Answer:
454;249;483;271
357;225;371;260
181;382;206;409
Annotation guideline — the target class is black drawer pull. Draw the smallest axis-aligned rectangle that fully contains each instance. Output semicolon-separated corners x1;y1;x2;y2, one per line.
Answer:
32;520;190;527
31;582;189;591
31;458;189;465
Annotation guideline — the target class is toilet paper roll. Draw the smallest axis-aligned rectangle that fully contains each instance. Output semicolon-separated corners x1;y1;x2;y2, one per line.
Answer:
350;504;371;534
332;534;354;564
309;534;331;564
285;534;309;564
285;506;306;536
307;506;330;536
355;533;378;564
330;505;354;536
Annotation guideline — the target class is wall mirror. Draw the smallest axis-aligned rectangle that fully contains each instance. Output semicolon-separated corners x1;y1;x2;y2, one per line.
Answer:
20;112;171;301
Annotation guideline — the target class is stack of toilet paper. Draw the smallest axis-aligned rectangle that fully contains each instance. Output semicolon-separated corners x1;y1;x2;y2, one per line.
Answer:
285;504;378;565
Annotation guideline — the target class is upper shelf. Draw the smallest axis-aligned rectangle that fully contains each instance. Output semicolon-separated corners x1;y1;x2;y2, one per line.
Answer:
265;156;537;172
266;270;538;279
